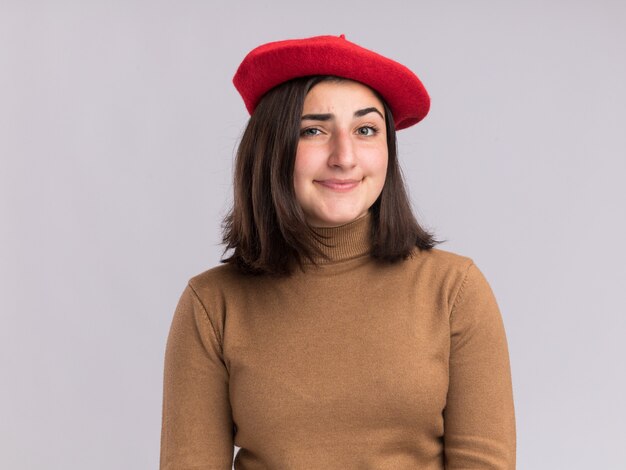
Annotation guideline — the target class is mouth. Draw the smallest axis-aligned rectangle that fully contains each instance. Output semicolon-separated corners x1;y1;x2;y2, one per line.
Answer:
314;179;362;191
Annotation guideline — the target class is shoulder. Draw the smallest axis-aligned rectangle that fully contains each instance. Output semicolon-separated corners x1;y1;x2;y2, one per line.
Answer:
186;262;249;302
402;246;475;288
412;247;500;321
400;246;486;313
185;261;277;308
412;246;474;274
189;262;241;287
174;263;248;339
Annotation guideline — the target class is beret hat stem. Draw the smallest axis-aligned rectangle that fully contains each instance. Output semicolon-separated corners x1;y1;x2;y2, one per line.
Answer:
233;34;430;130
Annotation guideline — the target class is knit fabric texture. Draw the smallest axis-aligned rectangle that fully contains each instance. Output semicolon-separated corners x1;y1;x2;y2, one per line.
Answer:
160;212;516;469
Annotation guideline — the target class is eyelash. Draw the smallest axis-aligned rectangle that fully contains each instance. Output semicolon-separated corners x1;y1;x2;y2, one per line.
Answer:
357;125;379;136
300;127;322;137
299;125;380;137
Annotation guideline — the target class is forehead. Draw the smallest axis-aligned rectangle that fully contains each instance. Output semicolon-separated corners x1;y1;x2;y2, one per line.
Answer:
303;79;385;113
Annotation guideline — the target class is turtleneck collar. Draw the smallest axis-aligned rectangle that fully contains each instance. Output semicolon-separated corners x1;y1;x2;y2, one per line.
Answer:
304;211;373;264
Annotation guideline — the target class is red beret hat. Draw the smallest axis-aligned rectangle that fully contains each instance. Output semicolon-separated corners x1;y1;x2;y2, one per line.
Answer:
233;34;430;130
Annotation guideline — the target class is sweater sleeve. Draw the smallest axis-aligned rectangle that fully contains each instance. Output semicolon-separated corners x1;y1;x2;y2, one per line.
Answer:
443;262;516;469
160;283;234;470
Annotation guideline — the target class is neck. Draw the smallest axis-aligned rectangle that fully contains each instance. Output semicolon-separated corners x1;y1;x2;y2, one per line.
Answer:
305;212;373;264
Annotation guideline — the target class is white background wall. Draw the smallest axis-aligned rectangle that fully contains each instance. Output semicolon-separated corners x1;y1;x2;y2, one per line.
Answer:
1;1;625;468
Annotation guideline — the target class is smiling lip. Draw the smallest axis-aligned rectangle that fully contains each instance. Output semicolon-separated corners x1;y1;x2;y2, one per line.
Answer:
314;179;361;191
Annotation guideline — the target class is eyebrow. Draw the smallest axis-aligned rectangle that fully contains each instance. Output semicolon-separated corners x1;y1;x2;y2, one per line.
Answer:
301;107;384;121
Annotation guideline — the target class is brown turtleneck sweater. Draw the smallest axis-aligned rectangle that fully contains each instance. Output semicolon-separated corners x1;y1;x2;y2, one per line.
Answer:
159;213;516;469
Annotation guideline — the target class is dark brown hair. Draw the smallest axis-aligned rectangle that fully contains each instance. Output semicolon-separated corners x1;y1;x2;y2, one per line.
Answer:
221;75;442;275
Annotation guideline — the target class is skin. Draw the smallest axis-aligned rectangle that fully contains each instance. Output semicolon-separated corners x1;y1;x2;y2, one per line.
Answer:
294;80;389;228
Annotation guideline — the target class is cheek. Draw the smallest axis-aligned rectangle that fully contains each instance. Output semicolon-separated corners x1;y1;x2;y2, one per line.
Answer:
365;150;389;200
378;155;389;177
363;148;389;181
293;146;320;184
293;149;314;197
293;157;304;185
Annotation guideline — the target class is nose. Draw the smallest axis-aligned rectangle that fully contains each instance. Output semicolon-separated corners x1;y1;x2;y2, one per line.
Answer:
328;129;356;169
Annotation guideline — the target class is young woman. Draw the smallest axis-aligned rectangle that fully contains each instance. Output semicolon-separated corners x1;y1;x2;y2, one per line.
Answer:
160;34;516;469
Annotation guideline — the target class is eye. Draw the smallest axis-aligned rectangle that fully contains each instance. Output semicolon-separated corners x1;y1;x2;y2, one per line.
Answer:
300;127;322;137
357;126;378;136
